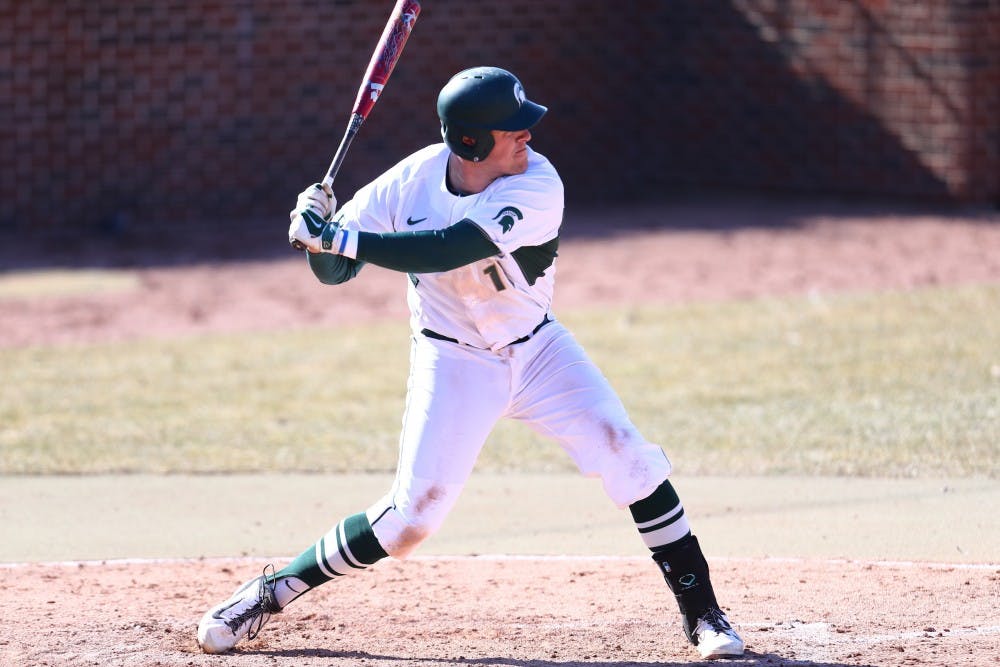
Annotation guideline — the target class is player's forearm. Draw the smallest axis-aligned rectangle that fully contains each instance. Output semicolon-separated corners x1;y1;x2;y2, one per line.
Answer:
354;219;499;273
308;252;365;284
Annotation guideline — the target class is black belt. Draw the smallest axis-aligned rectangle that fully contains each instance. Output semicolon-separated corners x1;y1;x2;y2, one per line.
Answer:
421;315;551;348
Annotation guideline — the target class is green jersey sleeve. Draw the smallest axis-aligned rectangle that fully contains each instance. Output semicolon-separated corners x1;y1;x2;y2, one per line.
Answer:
355;219;500;273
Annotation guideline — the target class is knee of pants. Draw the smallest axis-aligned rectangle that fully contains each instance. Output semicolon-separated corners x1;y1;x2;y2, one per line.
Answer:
365;479;459;559
557;402;673;508
586;424;673;508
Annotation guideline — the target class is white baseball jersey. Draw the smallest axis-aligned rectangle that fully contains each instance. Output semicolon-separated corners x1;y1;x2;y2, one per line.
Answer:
335;143;563;350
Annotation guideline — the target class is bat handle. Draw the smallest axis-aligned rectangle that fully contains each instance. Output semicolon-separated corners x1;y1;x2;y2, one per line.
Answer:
291;114;366;253
324;113;366;187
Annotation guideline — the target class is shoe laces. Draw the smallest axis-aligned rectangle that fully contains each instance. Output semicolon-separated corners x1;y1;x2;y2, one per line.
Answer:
225;565;279;640
698;608;734;634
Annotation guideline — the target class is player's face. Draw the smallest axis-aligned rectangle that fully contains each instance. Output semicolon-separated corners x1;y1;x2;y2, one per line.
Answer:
487;129;531;175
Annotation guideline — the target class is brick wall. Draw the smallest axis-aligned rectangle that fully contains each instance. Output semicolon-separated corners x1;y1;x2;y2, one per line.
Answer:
2;0;997;233
718;0;1000;203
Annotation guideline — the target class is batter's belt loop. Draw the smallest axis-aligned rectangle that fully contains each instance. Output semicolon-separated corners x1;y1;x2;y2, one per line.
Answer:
421;315;552;349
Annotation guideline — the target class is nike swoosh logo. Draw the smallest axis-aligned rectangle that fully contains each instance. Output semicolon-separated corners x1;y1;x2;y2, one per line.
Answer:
406;216;427;226
211;602;237;620
302;210;326;236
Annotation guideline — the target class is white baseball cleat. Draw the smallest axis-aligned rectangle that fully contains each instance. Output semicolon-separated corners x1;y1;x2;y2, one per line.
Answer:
691;608;744;659
197;568;281;654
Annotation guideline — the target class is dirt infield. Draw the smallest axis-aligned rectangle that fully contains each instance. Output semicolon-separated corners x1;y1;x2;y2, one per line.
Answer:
2;556;998;667
2;199;999;666
2;199;1000;348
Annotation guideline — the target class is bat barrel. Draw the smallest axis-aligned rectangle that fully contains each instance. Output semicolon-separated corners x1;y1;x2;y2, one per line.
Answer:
352;0;421;119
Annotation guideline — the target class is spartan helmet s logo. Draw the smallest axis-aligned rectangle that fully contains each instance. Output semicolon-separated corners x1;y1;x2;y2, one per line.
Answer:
513;81;526;106
493;206;523;233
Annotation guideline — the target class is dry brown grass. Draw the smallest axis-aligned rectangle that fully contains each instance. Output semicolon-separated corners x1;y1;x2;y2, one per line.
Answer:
2;284;997;477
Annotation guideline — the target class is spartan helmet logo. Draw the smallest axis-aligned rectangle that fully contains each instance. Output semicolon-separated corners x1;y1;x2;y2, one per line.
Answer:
513;81;526;106
493;206;523;233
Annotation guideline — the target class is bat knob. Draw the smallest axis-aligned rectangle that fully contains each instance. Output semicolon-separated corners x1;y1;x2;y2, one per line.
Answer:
290;239;307;252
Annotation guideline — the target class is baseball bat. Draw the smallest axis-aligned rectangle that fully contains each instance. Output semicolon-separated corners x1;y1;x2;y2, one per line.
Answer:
291;0;421;251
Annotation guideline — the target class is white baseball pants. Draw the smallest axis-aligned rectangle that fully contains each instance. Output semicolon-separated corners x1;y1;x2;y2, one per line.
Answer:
366;319;672;558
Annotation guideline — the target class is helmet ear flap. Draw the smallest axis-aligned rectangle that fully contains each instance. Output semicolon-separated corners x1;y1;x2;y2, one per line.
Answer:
441;122;494;162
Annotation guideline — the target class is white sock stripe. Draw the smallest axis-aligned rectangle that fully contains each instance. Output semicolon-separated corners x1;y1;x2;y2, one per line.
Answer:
634;503;683;531
637;508;686;535
337;520;366;571
641;515;692;551
315;535;342;579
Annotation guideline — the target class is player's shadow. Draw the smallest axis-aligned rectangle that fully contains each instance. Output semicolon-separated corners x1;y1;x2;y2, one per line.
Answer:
255;647;864;667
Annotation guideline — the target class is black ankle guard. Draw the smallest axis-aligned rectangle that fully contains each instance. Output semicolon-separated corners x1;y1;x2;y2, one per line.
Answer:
652;534;720;640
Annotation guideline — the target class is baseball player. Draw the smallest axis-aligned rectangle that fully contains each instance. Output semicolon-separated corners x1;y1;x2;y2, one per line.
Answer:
198;66;744;660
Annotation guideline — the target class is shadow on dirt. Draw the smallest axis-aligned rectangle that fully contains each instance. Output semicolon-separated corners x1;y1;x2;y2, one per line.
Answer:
253;647;869;667
0;195;992;273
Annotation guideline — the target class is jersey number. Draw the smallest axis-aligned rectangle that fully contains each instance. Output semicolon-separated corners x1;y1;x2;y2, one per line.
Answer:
484;264;506;292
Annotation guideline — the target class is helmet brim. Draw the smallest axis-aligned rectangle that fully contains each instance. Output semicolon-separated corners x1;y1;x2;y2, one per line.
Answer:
493;100;547;131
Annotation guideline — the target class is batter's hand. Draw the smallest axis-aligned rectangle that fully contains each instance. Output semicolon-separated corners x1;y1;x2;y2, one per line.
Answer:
295;183;336;221
288;210;351;255
288;209;328;253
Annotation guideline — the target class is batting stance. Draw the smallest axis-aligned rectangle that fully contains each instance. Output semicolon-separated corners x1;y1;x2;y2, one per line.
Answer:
198;66;744;660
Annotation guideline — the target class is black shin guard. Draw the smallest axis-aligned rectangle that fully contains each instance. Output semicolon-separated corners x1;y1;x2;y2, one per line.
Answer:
651;534;720;642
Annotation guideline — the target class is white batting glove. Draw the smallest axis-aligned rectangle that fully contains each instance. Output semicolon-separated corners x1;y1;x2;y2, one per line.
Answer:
288;210;358;257
295;183;336;221
288;209;327;253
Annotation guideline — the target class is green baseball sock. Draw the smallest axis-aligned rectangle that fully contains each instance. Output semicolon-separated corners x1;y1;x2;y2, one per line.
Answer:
630;479;693;551
271;512;389;607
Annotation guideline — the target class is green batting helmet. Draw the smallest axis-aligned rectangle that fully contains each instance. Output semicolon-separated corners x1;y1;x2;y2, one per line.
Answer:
437;67;547;162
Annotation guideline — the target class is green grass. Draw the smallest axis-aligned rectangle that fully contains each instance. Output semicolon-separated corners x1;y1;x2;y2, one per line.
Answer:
1;284;997;477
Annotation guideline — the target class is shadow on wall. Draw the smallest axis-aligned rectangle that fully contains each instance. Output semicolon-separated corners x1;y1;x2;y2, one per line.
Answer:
604;1;953;204
0;0;970;270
